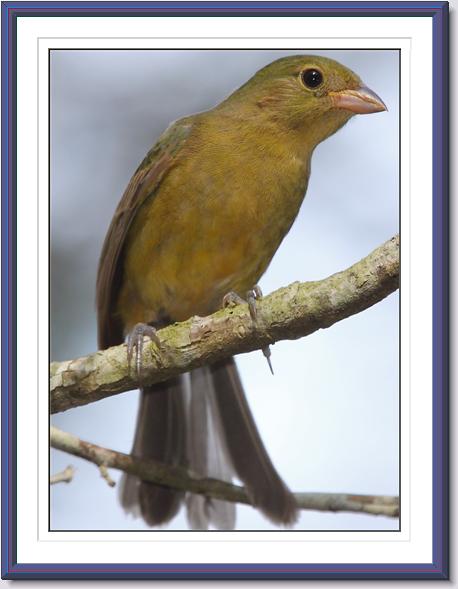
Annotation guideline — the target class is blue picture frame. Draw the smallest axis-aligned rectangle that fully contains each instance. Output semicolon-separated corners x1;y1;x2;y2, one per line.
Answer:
1;1;449;580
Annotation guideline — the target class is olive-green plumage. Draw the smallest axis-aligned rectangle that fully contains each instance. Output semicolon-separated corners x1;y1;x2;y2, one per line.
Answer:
97;55;386;529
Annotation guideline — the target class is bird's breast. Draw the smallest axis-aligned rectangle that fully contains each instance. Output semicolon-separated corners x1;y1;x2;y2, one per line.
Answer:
118;127;310;327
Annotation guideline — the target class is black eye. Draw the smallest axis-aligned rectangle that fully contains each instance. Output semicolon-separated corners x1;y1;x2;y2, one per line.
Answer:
301;69;323;89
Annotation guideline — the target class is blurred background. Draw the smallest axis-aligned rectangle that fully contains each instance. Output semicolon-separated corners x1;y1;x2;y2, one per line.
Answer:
50;49;399;531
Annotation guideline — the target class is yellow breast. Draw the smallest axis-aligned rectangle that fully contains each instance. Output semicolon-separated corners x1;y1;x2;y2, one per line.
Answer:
117;114;311;328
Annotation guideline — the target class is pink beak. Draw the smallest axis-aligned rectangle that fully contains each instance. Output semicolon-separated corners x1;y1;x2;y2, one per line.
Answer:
329;86;387;114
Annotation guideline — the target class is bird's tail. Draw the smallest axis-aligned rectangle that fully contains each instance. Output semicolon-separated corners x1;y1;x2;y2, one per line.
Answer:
119;377;187;526
207;358;298;526
120;357;298;528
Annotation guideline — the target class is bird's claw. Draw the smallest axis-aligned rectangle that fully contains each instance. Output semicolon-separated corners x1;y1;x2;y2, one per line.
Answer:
126;323;160;379
222;291;246;308
222;285;274;374
262;345;274;375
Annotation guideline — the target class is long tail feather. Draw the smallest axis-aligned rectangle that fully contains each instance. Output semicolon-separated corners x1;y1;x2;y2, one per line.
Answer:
210;358;298;526
120;377;186;526
186;367;236;530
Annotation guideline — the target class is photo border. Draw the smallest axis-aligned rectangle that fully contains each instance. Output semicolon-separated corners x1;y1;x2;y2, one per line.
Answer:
1;1;449;580
47;44;402;536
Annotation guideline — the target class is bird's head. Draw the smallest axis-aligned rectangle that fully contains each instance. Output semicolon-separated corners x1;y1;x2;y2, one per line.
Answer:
222;55;387;148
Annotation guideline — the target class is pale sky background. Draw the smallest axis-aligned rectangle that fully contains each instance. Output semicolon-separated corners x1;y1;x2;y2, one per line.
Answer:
50;49;399;531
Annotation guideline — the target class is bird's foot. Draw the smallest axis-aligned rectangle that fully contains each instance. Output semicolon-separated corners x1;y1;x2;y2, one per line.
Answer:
222;284;263;320
222;291;246;309
222;285;274;375
126;323;161;380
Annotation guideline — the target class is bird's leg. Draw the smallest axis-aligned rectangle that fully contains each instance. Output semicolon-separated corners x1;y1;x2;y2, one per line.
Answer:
126;322;161;381
222;285;274;375
246;284;263;322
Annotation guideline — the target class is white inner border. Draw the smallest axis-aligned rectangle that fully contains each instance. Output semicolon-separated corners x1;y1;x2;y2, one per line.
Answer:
15;15;433;565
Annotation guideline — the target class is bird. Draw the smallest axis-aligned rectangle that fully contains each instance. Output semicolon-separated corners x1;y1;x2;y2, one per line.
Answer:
96;54;386;530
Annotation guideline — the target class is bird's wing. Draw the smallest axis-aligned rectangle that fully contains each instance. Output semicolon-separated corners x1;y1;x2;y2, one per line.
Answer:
96;118;194;349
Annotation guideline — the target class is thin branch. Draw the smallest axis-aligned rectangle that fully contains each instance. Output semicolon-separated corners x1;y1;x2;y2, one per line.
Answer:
50;465;75;485
50;235;399;413
50;426;399;518
99;464;116;487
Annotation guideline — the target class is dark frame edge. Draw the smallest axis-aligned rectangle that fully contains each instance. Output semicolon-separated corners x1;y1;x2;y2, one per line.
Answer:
1;0;12;581
431;0;450;582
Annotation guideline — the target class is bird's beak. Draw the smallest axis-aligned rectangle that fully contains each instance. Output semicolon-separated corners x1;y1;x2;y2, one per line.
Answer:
329;86;387;114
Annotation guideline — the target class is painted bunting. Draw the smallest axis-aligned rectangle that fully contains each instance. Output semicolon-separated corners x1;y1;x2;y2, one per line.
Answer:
96;55;386;529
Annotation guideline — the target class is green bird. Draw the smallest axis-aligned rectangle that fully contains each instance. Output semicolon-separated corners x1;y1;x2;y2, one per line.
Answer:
97;54;386;529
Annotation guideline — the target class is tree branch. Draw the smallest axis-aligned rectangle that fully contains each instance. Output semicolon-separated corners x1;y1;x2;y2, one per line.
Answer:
50;465;75;485
50;235;399;414
50;426;399;518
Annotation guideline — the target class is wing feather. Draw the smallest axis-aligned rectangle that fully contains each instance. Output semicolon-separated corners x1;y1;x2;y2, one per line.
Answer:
96;119;194;349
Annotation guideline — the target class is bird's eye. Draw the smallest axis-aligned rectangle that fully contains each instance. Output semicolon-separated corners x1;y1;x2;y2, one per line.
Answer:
301;69;323;89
